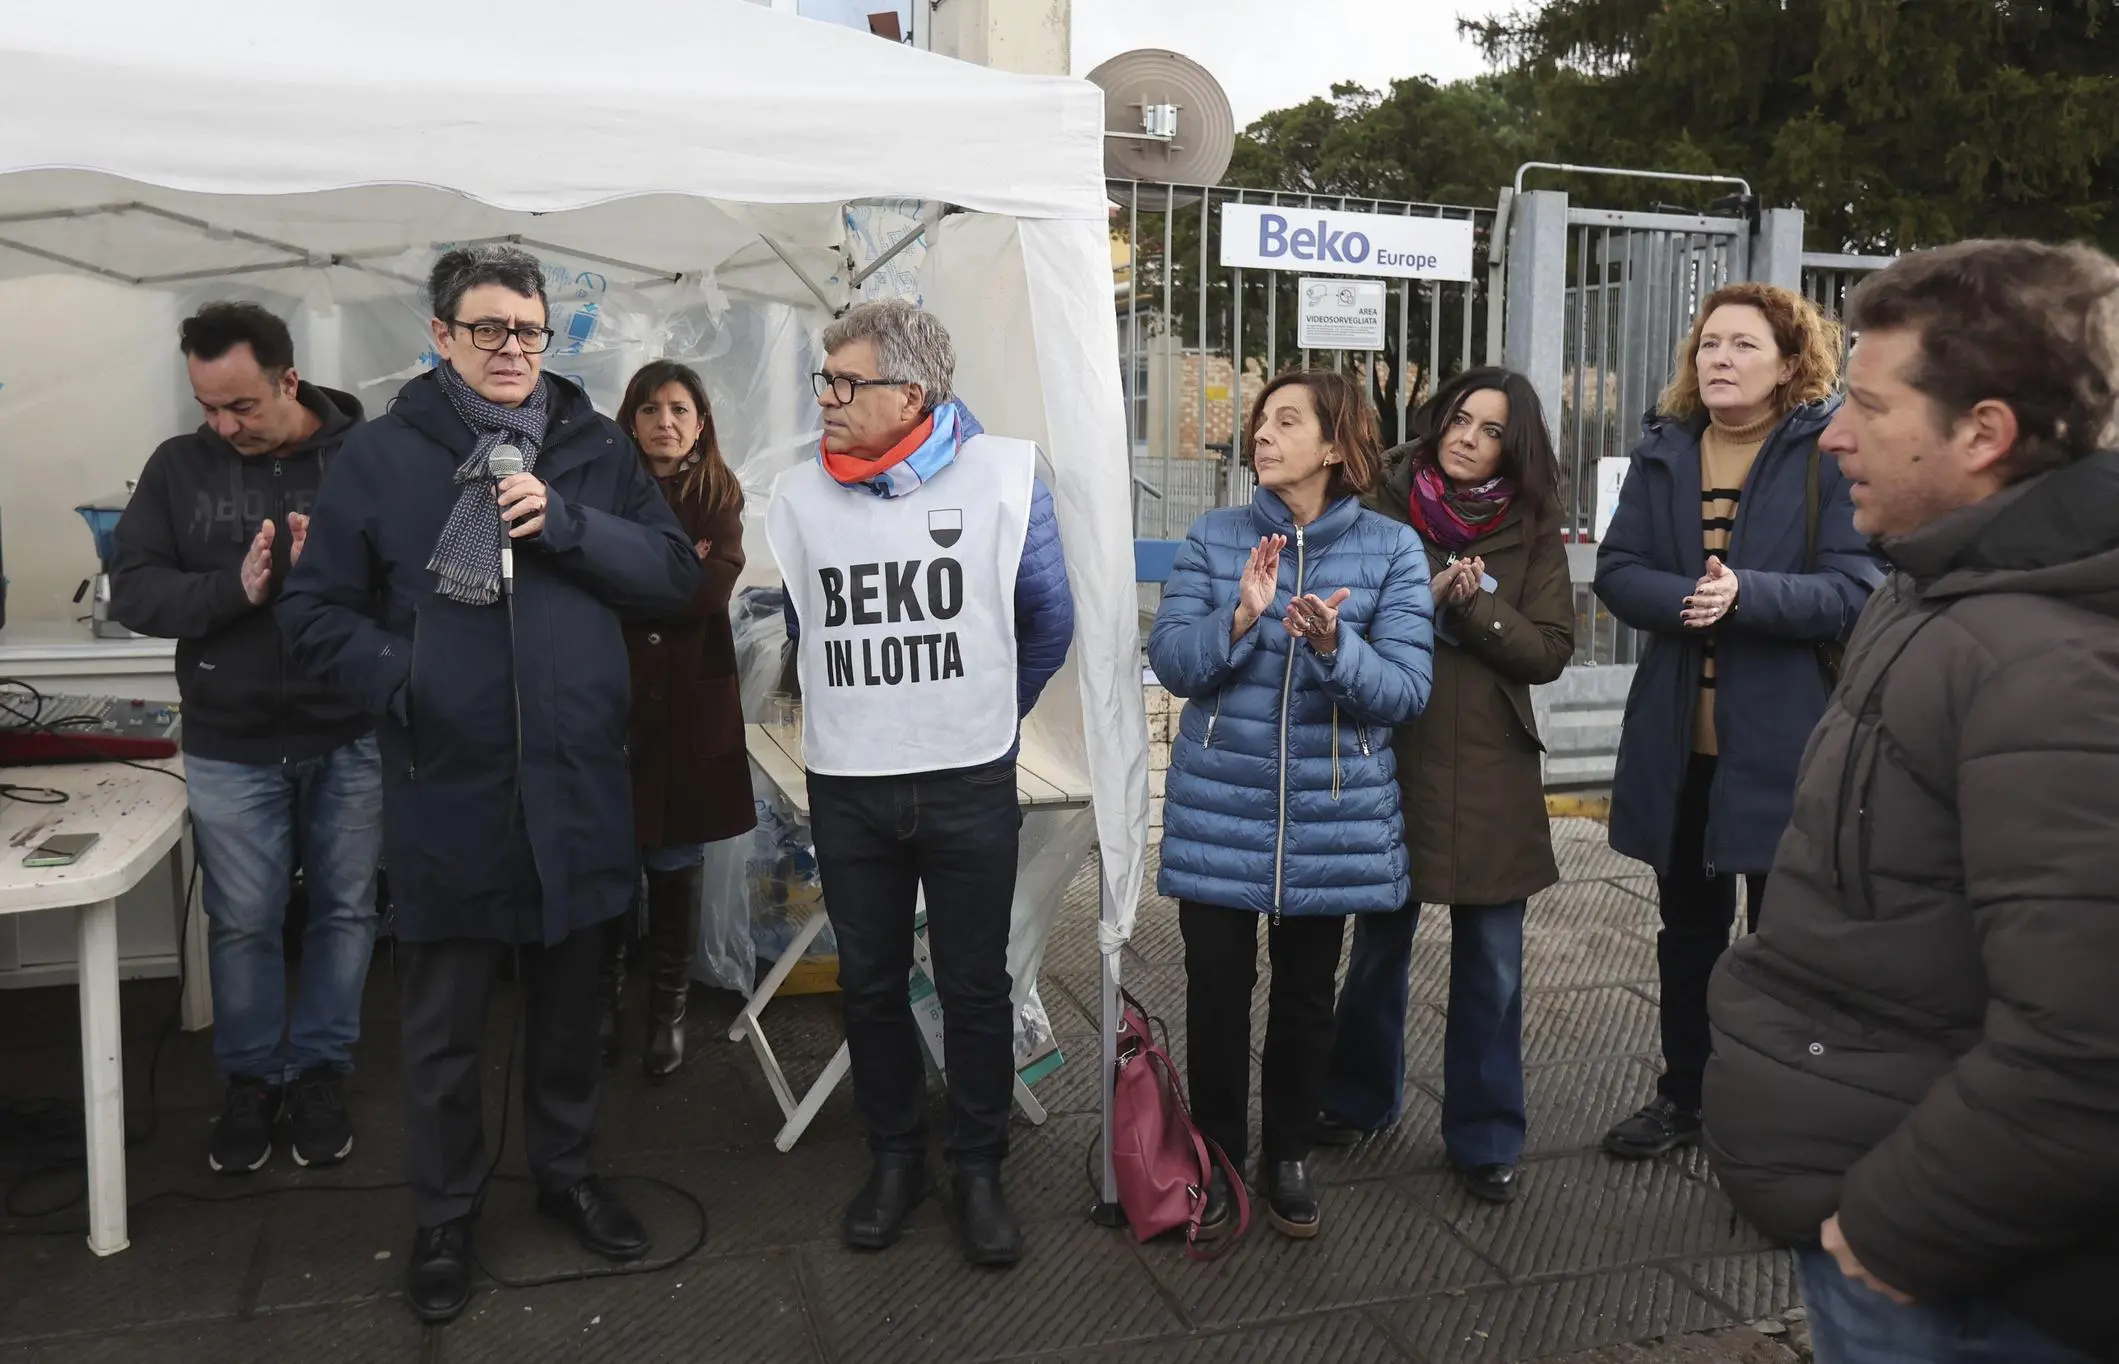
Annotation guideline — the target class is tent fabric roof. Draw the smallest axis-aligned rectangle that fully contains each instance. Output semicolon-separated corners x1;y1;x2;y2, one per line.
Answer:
0;0;1109;222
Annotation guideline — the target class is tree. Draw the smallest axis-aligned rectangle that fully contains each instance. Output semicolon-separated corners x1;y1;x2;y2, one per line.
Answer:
1226;74;1540;210
1467;0;2119;252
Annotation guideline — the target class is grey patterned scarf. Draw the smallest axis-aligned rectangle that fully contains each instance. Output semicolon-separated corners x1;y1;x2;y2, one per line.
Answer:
426;362;552;606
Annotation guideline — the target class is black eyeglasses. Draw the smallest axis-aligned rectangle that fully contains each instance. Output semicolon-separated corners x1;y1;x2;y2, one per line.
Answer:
812;371;910;405
449;320;556;354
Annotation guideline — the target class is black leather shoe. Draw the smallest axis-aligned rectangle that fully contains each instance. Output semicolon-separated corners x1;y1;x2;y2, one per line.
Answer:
1313;1113;1380;1148
537;1176;650;1262
1263;1159;1320;1239
1458;1163;1519;1205
950;1164;1022;1267
1602;1096;1703;1161
1195;1169;1236;1241
842;1155;930;1250
406;1217;474;1324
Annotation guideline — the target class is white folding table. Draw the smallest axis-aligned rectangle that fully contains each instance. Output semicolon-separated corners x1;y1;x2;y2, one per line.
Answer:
732;721;1090;1152
0;757;189;1255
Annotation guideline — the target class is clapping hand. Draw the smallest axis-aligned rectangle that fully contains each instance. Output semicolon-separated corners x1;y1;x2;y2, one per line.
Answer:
1432;555;1485;611
1682;556;1739;629
240;520;277;606
1284;588;1352;654
1232;534;1286;642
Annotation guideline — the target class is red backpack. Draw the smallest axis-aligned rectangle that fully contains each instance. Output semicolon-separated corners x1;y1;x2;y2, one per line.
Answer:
1110;988;1250;1258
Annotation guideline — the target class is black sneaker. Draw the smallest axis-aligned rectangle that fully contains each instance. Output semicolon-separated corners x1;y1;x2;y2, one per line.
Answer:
285;1066;354;1168
1602;1096;1702;1160
209;1075;282;1175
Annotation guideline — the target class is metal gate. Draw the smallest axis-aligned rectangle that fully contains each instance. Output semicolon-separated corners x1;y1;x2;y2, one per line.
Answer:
1503;190;1768;665
1111;182;1494;539
1802;250;1894;367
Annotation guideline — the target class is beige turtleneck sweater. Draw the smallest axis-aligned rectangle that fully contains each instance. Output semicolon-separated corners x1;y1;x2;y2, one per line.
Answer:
1692;409;1778;756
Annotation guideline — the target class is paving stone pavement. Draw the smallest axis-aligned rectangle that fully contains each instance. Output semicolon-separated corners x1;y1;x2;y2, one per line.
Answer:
0;817;1799;1363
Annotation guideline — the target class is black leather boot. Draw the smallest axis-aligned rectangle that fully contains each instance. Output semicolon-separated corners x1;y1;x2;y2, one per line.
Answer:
950;1163;1023;1267
596;918;626;1068
842;1154;930;1250
643;864;701;1082
1264;1159;1321;1239
1195;1169;1236;1241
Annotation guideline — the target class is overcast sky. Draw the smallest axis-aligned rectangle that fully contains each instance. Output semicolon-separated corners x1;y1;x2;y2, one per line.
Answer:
1071;0;1518;129
782;0;1516;129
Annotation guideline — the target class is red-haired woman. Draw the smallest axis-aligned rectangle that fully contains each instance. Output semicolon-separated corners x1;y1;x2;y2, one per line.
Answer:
1594;284;1884;1158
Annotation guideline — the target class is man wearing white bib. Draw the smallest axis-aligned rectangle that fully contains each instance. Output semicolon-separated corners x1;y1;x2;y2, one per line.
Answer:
768;300;1074;1267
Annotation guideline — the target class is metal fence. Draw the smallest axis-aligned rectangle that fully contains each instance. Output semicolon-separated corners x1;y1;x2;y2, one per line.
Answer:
1547;207;1749;664
1132;455;1255;542
1802;251;1894;367
1801;251;1893;320
1556;207;1749;544
1112;181;1495;539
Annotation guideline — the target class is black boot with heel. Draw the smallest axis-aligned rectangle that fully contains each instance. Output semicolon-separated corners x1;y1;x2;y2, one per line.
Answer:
643;863;702;1082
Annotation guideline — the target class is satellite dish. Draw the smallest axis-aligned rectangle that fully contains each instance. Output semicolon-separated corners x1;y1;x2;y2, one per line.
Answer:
1087;49;1235;201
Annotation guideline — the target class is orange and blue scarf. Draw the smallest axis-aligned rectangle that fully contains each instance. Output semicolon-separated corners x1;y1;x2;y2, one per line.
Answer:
821;398;984;500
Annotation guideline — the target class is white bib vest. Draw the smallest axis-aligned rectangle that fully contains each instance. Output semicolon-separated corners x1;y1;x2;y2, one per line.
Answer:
767;433;1036;777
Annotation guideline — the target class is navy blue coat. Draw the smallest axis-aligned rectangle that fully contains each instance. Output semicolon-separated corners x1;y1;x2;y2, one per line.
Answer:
1152;490;1434;917
1596;399;1885;876
278;371;700;945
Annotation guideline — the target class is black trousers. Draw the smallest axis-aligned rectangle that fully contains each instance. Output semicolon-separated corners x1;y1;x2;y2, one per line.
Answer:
1179;899;1346;1168
808;760;1021;1165
399;926;605;1227
1655;753;1769;1111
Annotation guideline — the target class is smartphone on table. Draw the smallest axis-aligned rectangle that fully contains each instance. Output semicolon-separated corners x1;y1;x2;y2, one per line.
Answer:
24;832;100;868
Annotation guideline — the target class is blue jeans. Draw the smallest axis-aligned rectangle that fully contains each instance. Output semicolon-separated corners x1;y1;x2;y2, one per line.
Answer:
187;736;384;1083
1796;1248;2099;1364
1323;898;1527;1169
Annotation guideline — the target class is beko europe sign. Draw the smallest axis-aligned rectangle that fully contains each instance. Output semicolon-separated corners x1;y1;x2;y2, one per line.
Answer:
1218;204;1476;282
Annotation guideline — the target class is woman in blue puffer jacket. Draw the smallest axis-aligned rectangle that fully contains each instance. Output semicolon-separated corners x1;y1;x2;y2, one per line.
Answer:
1150;370;1434;1243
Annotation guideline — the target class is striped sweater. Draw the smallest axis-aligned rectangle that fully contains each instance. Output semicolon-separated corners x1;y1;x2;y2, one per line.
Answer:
1692;410;1777;755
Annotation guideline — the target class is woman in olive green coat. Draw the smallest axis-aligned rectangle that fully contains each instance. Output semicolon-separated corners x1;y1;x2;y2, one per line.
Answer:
1316;367;1575;1206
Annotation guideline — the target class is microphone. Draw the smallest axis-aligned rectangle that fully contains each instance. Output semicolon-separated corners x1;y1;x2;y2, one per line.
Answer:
487;446;524;594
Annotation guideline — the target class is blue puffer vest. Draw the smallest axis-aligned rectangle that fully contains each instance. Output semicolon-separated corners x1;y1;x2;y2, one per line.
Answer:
1150;489;1435;917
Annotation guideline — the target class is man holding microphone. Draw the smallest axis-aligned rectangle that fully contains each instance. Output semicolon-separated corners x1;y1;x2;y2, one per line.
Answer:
279;245;700;1323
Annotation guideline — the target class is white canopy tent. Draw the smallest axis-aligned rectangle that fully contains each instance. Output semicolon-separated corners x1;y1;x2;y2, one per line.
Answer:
0;0;1147;1203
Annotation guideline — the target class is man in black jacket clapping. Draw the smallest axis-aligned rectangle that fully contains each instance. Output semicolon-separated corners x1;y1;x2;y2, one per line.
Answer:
112;302;381;1180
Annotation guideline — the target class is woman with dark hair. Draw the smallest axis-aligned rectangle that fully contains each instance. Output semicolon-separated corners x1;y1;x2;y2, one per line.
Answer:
1314;366;1574;1205
599;360;756;1080
1151;370;1434;1241
1594;283;1884;1162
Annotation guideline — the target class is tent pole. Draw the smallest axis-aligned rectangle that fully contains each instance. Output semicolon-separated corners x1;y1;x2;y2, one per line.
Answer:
0;234;138;283
760;233;840;314
848;202;943;290
462;233;683;284
1090;875;1125;1226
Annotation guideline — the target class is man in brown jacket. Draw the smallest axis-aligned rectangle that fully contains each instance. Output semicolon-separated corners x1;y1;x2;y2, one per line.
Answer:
1705;239;2119;1364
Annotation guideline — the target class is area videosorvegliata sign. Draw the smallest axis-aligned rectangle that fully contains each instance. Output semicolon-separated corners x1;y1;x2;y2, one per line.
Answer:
1219;203;1476;282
